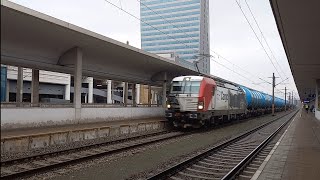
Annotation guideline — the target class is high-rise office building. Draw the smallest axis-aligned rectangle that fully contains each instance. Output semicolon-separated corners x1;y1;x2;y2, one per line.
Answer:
140;0;210;74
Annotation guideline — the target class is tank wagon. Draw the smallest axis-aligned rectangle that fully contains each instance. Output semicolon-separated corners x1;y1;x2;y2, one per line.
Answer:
165;76;286;128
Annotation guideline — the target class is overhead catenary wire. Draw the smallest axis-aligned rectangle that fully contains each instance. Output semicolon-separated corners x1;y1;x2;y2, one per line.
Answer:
138;0;273;90
118;0;123;9
243;0;287;79
235;0;284;82
102;0;281;94
138;0;270;85
103;0;263;85
243;0;296;94
234;0;296;98
102;0;195;52
107;0;275;94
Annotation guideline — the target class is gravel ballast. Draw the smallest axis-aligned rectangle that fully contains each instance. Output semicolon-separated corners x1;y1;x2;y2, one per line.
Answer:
25;111;296;180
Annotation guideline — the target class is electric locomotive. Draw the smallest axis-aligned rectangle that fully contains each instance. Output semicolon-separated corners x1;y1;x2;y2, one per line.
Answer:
165;75;286;128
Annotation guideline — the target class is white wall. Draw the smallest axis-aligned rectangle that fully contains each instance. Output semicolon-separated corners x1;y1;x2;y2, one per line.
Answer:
1;107;165;130
1;108;76;129
6;66;70;85
80;107;164;123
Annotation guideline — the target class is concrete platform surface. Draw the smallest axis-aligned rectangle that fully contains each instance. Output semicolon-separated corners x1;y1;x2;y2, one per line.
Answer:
254;109;320;180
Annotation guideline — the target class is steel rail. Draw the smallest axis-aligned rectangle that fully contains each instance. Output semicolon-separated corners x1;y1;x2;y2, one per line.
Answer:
1;109;285;166
147;110;298;180
1;131;186;179
1;111;273;179
222;109;299;179
1;130;171;166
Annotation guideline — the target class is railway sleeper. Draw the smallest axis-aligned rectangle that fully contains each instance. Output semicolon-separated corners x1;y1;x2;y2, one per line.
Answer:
252;159;264;164
245;166;258;172
238;174;252;180
91;149;107;153
234;140;259;145
224;147;256;151
209;154;246;160
169;176;184;180
15;164;34;170
217;150;251;156
205;158;242;164
185;167;225;177
67;154;84;159
176;171;220;180
81;151;98;156
219;149;251;155
1;169;14;175
99;146;117;151
249;161;262;168
215;153;247;159
261;149;272;153
257;154;269;159
191;165;230;174
206;156;244;162
226;145;258;150
202;158;240;165
32;160;50;167
261;147;273;152
242;170;255;177
254;157;266;162
54;157;73;162
234;144;261;149
46;158;64;163
119;142;136;147
198;160;237;168
257;152;269;156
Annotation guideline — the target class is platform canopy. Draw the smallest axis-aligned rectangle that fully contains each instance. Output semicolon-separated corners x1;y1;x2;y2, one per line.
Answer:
270;0;320;100
1;0;199;86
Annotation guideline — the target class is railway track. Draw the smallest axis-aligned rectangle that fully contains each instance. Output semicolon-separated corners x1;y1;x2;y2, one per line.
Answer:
0;111;295;179
147;110;299;180
0;130;186;179
0;111;276;165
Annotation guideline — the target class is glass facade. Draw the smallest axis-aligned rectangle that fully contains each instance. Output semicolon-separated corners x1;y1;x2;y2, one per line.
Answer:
1;66;7;102
140;0;210;73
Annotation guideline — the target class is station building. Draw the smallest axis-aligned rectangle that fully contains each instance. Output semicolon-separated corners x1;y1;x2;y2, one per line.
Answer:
0;65;162;105
1;65;7;102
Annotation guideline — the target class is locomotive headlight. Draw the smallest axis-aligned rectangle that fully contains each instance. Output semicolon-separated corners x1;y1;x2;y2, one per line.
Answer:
167;104;171;109
198;101;204;110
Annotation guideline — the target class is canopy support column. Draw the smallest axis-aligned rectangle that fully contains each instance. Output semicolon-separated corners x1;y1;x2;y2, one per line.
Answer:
31;69;39;104
16;67;23;105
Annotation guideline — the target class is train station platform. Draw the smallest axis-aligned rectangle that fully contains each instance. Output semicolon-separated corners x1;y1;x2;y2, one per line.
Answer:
253;109;320;180
1;117;167;138
1;117;168;154
1;105;165;130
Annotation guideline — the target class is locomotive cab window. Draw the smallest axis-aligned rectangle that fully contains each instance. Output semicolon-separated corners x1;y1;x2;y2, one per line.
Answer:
185;81;201;94
170;81;201;94
171;81;183;92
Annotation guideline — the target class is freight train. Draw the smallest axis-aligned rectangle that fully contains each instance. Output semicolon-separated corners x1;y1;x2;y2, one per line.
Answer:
165;75;287;128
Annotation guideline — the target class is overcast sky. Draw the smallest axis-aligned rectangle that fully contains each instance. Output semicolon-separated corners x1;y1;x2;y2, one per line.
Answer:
10;0;298;99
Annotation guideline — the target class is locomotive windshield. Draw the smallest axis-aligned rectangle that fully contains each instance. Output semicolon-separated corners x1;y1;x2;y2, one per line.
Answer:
170;81;201;94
